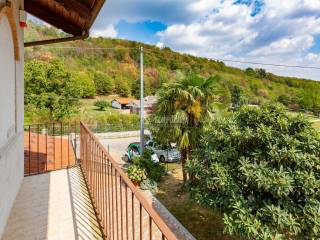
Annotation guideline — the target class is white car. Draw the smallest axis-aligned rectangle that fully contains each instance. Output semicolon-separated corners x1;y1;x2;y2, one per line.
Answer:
145;140;180;163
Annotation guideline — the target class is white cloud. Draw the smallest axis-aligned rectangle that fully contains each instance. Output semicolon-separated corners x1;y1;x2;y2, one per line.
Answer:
155;0;320;80
91;24;118;38
91;0;320;80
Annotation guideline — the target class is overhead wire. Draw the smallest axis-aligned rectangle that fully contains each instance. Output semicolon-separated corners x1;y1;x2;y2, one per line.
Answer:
28;45;320;70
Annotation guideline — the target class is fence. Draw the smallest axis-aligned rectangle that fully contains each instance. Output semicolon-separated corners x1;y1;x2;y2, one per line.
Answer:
80;122;177;240
24;123;78;176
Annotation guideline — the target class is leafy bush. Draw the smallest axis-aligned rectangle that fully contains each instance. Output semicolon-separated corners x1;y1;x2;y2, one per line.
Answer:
133;152;166;182
188;104;320;240
127;165;147;184
94;100;110;111
140;178;158;193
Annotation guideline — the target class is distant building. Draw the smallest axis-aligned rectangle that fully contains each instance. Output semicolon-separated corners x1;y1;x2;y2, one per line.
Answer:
111;98;132;109
128;96;158;114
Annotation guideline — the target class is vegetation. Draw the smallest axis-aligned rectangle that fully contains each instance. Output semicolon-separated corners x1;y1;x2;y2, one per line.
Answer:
127;165;147;184
25;59;80;121
132;150;166;182
25;21;320;120
150;73;218;182
187;104;320;239
94;100;110;111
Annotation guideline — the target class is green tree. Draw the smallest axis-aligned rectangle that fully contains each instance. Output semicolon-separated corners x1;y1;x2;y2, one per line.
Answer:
150;73;218;182
230;85;245;109
115;77;131;97
93;71;114;95
188;104;320;239
72;72;96;98
24;59;79;121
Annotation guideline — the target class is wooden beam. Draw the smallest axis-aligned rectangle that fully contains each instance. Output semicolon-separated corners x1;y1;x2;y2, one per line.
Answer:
25;35;87;47
86;0;105;29
25;0;84;36
55;0;92;20
0;2;20;60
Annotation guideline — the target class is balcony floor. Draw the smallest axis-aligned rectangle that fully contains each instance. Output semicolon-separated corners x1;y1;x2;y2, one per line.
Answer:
2;167;103;240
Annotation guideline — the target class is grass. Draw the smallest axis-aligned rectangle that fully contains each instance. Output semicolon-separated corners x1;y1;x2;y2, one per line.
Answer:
156;163;239;240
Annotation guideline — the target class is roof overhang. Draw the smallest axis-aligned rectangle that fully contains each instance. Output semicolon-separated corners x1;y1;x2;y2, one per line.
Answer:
24;0;105;37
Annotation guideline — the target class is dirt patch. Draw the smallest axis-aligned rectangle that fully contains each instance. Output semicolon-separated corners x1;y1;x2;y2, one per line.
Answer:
156;164;239;240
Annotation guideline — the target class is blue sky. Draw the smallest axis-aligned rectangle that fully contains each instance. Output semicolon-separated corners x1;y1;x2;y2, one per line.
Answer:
90;0;320;80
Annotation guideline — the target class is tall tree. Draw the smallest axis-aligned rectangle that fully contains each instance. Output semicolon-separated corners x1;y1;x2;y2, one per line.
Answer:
150;73;218;182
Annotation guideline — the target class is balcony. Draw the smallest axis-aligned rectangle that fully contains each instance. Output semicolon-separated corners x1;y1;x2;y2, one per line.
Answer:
2;122;178;240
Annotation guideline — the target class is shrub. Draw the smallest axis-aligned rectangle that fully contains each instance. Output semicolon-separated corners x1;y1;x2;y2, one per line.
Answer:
133;153;166;182
94;100;110;111
127;165;147;184
188;104;320;240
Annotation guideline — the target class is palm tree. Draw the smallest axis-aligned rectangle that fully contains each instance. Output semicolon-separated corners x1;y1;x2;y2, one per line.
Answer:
150;72;218;182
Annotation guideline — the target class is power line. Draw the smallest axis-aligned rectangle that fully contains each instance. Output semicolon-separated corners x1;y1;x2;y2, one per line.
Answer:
209;58;320;70
28;45;320;70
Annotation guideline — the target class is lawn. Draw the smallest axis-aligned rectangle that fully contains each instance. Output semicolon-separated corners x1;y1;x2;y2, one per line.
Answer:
156;163;239;240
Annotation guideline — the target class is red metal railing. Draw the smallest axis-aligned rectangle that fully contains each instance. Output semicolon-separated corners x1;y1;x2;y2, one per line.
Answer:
80;122;177;240
24;123;78;176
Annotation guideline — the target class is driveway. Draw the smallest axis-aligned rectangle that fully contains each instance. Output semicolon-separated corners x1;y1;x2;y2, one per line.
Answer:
98;136;139;163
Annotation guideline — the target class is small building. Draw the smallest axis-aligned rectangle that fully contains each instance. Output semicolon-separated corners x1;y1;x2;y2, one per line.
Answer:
111;98;132;109
128;96;158;114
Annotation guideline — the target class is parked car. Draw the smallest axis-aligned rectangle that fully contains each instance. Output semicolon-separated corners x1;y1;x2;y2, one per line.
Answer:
123;142;159;163
145;140;180;163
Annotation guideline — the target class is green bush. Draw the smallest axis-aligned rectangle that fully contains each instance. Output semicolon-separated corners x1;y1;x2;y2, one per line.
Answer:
94;100;110;111
188;104;320;240
127;165;147;184
132;151;166;182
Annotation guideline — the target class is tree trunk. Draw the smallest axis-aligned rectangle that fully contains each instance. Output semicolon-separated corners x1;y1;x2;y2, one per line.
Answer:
180;148;188;183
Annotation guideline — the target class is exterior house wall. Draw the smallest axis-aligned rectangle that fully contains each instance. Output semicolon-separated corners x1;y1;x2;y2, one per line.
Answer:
111;100;121;109
0;0;24;237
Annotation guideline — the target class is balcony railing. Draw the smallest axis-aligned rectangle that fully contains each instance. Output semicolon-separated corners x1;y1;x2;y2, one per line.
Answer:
80;122;177;240
23;122;177;240
24;123;78;176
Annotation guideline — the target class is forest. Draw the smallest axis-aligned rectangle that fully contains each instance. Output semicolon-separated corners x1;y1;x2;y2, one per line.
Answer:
25;21;320;123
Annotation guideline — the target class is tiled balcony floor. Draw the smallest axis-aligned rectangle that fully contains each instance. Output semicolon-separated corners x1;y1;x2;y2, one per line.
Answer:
2;167;103;240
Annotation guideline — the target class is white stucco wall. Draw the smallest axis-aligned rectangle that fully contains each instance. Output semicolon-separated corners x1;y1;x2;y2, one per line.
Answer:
0;0;24;237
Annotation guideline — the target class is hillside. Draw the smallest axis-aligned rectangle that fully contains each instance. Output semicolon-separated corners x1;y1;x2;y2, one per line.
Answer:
25;21;320;114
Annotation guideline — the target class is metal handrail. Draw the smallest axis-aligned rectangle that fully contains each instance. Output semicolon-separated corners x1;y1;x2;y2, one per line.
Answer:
80;121;177;240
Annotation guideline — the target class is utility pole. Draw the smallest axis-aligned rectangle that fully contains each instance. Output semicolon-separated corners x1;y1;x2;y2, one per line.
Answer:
140;47;144;156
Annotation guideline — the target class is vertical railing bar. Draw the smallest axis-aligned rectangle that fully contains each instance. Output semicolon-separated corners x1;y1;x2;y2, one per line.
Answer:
61;122;63;169
108;158;112;239
45;124;48;172
140;203;142;240
68;123;70;167
132;192;135;240
120;176;123;240
116;170;119;240
111;165;115;240
104;153;108;237
37;124;40;173
149;217;152;240
53;123;55;170
125;185;128;240
28;125;31;175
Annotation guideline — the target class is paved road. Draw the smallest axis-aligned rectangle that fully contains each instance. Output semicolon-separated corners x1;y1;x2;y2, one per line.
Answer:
98;136;139;163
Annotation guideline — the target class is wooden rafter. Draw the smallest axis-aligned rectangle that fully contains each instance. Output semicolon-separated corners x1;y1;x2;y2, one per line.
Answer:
0;2;20;61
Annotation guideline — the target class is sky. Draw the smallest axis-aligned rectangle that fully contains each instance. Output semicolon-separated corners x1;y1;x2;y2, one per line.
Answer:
66;1;320;80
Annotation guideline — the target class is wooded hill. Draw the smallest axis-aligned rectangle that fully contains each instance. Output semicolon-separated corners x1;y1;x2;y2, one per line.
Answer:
25;21;320;114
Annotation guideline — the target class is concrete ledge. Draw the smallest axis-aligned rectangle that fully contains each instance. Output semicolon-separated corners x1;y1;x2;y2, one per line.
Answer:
95;130;150;139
